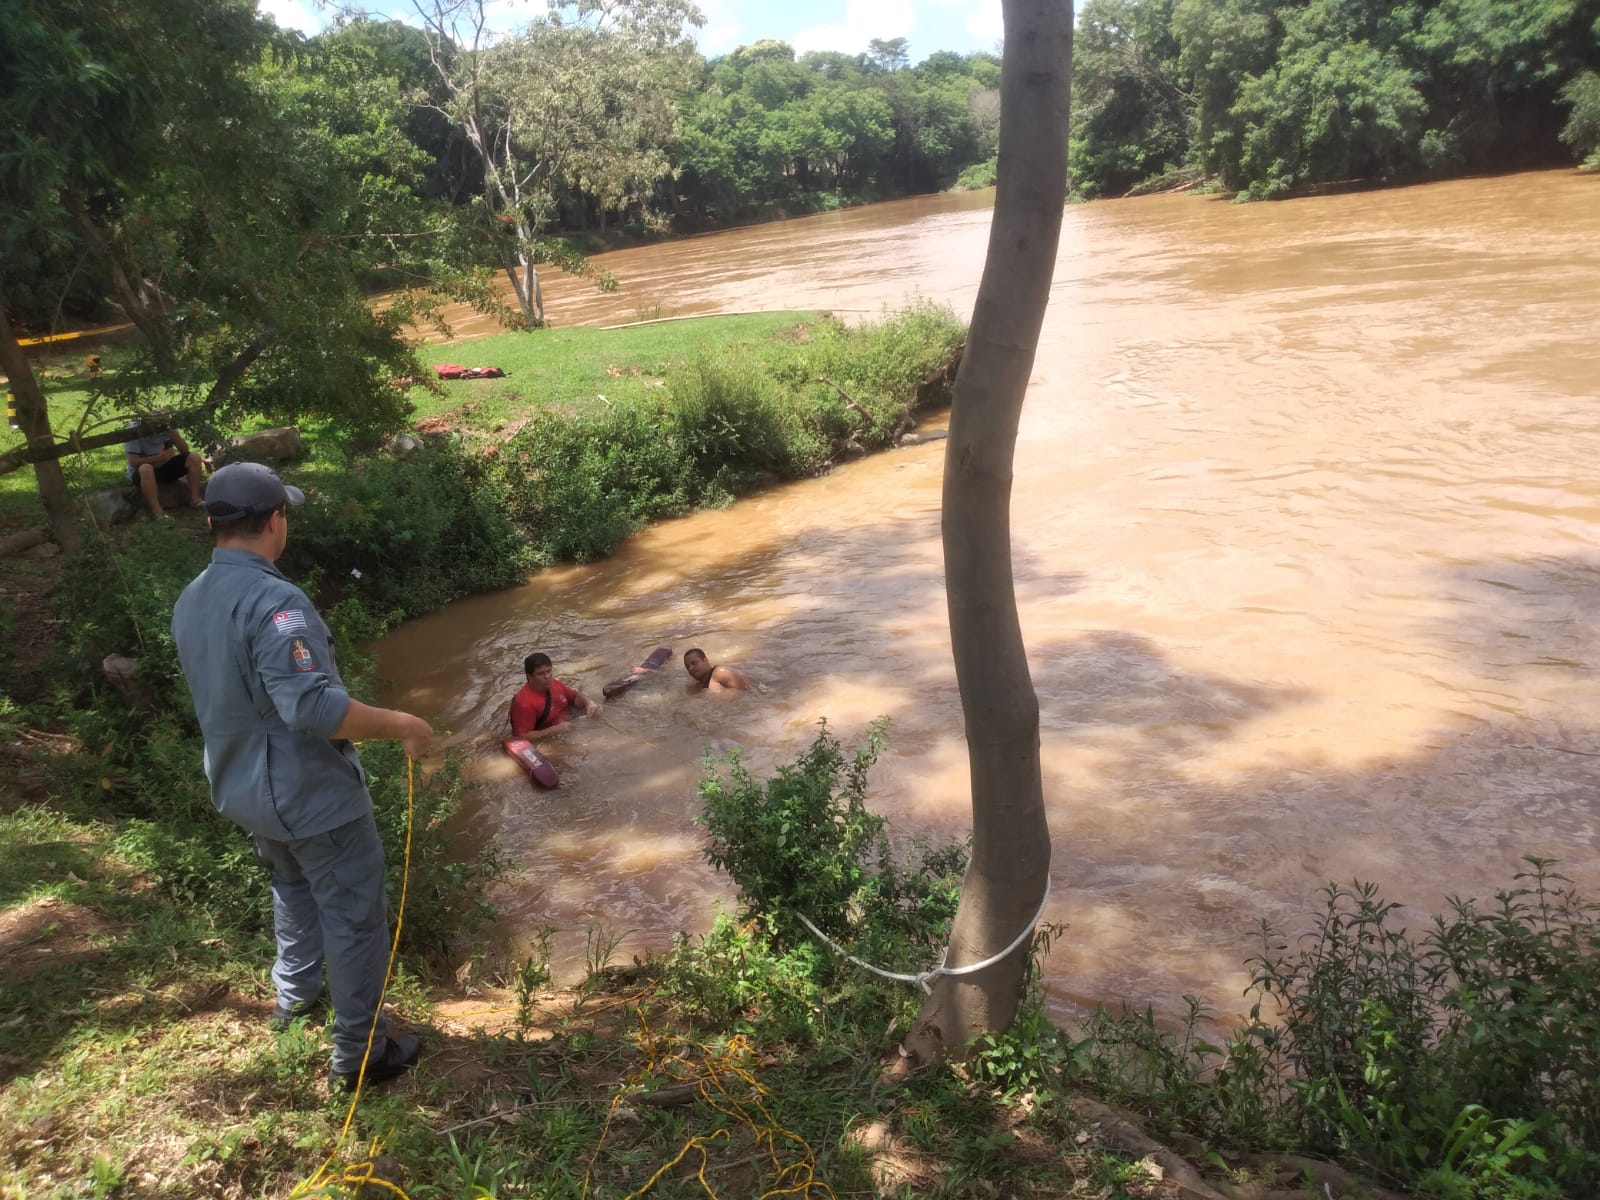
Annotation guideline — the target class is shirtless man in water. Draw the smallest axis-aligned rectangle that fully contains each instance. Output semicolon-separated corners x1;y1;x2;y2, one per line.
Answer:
684;648;753;692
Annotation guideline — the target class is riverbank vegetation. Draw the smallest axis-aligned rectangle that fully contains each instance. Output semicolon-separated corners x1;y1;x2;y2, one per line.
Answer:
6;700;1597;1198
1070;0;1600;200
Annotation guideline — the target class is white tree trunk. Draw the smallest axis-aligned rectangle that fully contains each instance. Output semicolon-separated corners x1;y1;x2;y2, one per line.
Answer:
903;0;1073;1067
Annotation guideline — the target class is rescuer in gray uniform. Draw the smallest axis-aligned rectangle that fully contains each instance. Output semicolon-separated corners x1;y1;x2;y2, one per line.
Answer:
172;462;433;1092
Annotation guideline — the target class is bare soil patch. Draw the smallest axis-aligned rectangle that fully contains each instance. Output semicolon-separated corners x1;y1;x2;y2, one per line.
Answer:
0;895;123;985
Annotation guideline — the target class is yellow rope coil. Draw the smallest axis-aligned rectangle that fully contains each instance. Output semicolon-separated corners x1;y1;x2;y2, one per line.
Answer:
582;1013;836;1200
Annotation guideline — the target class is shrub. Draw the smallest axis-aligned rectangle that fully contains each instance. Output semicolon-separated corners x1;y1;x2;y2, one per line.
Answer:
667;354;810;483
284;440;535;617
493;303;964;561
1075;861;1600;1197
763;304;966;446
697;720;967;978
56;519;211;714
494;402;695;563
1560;71;1600;169
952;157;998;190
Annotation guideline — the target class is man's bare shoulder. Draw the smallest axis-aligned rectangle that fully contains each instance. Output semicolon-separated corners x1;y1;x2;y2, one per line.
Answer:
710;665;754;691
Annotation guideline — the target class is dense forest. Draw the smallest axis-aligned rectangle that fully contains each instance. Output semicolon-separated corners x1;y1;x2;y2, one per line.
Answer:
0;0;1002;334
6;0;1599;337
1071;0;1600;198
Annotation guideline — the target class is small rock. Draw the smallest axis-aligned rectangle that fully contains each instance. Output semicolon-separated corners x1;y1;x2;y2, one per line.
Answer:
392;434;421;454
84;488;137;526
103;654;140;681
215;426;302;465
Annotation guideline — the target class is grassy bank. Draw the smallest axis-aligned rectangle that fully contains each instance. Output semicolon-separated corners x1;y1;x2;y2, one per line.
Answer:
6;714;1596;1199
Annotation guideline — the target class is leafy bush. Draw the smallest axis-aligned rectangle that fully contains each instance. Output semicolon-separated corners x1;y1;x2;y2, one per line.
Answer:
284;440;536;616
697;720;967;978
667;353;812;483
658;911;853;1044
1246;862;1600;1193
56;519;211;711
952;157;998;190
764;303;967;447
1070;861;1600;1197
494;401;695;563
495;303;964;561
1561;71;1600;169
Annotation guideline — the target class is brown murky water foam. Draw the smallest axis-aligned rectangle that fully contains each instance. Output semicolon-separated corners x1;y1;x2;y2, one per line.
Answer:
380;170;1600;1021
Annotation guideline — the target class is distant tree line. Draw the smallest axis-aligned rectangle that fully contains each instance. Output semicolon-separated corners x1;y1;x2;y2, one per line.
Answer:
309;15;1001;245
1071;0;1600;199
0;0;999;539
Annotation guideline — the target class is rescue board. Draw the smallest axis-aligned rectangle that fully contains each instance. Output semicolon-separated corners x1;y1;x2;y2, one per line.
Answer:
503;737;559;788
601;646;673;699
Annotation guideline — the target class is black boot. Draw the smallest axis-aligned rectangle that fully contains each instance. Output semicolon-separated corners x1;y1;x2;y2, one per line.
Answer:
329;1033;421;1093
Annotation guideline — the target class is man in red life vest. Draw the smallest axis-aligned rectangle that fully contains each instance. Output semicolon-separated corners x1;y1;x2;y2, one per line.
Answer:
510;652;601;738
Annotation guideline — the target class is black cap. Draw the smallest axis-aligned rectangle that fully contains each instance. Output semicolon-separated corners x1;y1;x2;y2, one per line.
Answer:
204;462;305;524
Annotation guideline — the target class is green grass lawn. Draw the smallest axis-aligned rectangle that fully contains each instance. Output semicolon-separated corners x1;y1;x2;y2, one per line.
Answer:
1;342;143;525
0;313;821;527
406;311;818;428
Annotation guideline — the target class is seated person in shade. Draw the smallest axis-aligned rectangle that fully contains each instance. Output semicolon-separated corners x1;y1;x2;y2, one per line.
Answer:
684;648;753;692
125;422;204;518
510;652;600;739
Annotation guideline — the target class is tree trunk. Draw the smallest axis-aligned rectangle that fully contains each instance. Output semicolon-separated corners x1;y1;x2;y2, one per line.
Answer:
0;277;79;553
68;196;176;373
496;217;544;328
903;0;1072;1066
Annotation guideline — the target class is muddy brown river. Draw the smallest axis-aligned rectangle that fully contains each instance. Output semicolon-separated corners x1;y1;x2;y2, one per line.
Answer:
379;169;1600;1021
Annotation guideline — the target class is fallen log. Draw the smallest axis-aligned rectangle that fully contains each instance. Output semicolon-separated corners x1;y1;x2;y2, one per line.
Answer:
0;528;49;558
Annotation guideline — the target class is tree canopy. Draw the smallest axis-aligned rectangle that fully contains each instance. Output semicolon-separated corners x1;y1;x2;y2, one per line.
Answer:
1072;0;1600;198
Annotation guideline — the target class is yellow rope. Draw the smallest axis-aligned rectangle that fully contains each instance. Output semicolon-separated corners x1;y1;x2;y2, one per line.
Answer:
276;762;827;1200
581;1013;835;1200
292;758;417;1200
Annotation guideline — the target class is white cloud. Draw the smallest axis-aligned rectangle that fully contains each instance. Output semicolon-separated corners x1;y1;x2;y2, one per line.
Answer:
258;0;328;35
692;0;744;56
967;0;1002;48
792;0;915;55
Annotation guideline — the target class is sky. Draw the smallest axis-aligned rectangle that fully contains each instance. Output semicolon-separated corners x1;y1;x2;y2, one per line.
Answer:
258;0;1005;62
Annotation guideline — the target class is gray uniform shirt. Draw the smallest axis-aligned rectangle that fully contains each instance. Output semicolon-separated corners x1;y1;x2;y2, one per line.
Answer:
172;547;368;841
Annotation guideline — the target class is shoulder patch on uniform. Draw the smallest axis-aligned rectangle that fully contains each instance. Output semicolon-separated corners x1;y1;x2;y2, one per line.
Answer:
273;610;308;635
289;636;318;673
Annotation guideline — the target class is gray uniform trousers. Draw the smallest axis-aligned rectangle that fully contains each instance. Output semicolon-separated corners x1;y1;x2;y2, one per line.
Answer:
252;812;390;1074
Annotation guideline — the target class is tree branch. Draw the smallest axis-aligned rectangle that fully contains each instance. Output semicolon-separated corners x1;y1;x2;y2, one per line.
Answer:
0;335;270;477
813;375;873;424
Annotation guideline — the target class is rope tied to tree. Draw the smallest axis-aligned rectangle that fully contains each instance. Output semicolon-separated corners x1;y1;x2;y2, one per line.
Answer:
795;878;1051;994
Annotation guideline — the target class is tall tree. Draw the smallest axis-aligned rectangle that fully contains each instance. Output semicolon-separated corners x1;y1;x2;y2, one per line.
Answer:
410;0;701;325
904;0;1072;1064
0;0;431;506
1231;1;1425;198
1071;0;1191;196
0;0;270;543
0;280;77;550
